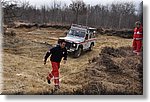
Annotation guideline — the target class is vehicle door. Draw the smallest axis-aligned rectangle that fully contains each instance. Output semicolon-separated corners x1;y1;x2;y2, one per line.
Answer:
84;33;90;50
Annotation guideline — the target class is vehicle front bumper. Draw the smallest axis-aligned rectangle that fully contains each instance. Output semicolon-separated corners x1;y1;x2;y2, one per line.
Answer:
67;48;76;52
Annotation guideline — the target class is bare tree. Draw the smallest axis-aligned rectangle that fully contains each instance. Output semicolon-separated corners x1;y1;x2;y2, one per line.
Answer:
139;1;143;25
1;0;30;24
1;0;139;29
69;0;87;24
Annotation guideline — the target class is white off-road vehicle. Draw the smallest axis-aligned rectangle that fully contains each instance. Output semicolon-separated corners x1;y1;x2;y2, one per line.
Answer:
58;24;96;58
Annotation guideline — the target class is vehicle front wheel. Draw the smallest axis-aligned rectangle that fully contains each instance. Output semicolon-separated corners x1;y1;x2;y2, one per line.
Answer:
73;47;82;58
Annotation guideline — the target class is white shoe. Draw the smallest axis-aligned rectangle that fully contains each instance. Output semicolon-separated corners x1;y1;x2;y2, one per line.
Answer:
136;52;140;56
133;50;137;53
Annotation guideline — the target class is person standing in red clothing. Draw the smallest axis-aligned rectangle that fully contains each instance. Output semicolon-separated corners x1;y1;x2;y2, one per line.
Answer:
44;39;67;90
132;21;143;55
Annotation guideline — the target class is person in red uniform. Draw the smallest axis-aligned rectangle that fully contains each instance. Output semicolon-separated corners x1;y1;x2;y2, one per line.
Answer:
44;39;67;90
132;21;143;55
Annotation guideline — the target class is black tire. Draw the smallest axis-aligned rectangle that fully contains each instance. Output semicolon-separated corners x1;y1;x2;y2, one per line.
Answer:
73;47;82;58
89;43;94;51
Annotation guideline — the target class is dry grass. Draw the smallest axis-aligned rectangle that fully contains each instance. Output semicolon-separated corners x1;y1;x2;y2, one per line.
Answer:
76;47;143;95
2;27;142;95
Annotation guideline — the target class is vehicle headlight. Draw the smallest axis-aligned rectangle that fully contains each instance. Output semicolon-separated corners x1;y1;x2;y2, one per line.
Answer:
72;43;77;47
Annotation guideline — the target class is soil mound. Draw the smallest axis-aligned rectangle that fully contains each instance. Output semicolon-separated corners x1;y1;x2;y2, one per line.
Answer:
74;47;143;95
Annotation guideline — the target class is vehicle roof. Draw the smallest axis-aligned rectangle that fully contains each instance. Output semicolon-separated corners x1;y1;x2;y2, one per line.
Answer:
71;26;87;32
88;27;97;30
71;24;96;30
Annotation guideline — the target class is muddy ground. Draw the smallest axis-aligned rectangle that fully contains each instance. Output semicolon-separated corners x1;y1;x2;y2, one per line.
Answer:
2;27;142;95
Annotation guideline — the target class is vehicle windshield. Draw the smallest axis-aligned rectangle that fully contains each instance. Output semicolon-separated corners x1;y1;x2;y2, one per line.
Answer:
68;29;85;38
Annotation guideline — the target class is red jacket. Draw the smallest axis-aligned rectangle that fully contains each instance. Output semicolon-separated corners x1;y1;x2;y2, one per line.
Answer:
133;26;143;40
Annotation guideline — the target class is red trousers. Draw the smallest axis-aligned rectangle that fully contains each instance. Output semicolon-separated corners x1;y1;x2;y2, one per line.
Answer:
47;62;60;86
132;39;142;52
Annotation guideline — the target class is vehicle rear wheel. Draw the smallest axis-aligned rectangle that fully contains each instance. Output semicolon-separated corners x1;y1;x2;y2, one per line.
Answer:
73;47;82;58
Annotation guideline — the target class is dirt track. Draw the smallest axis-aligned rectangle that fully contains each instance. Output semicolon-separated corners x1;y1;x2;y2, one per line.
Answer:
2;27;142;95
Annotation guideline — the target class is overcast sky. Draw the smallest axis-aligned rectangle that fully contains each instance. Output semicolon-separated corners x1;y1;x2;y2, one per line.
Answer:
6;0;142;8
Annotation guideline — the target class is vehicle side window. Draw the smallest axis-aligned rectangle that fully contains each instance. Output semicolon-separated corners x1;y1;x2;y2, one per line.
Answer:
89;33;92;39
85;34;88;40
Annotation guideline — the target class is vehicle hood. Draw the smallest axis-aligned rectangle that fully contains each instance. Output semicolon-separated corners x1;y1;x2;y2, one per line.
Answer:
59;36;84;43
